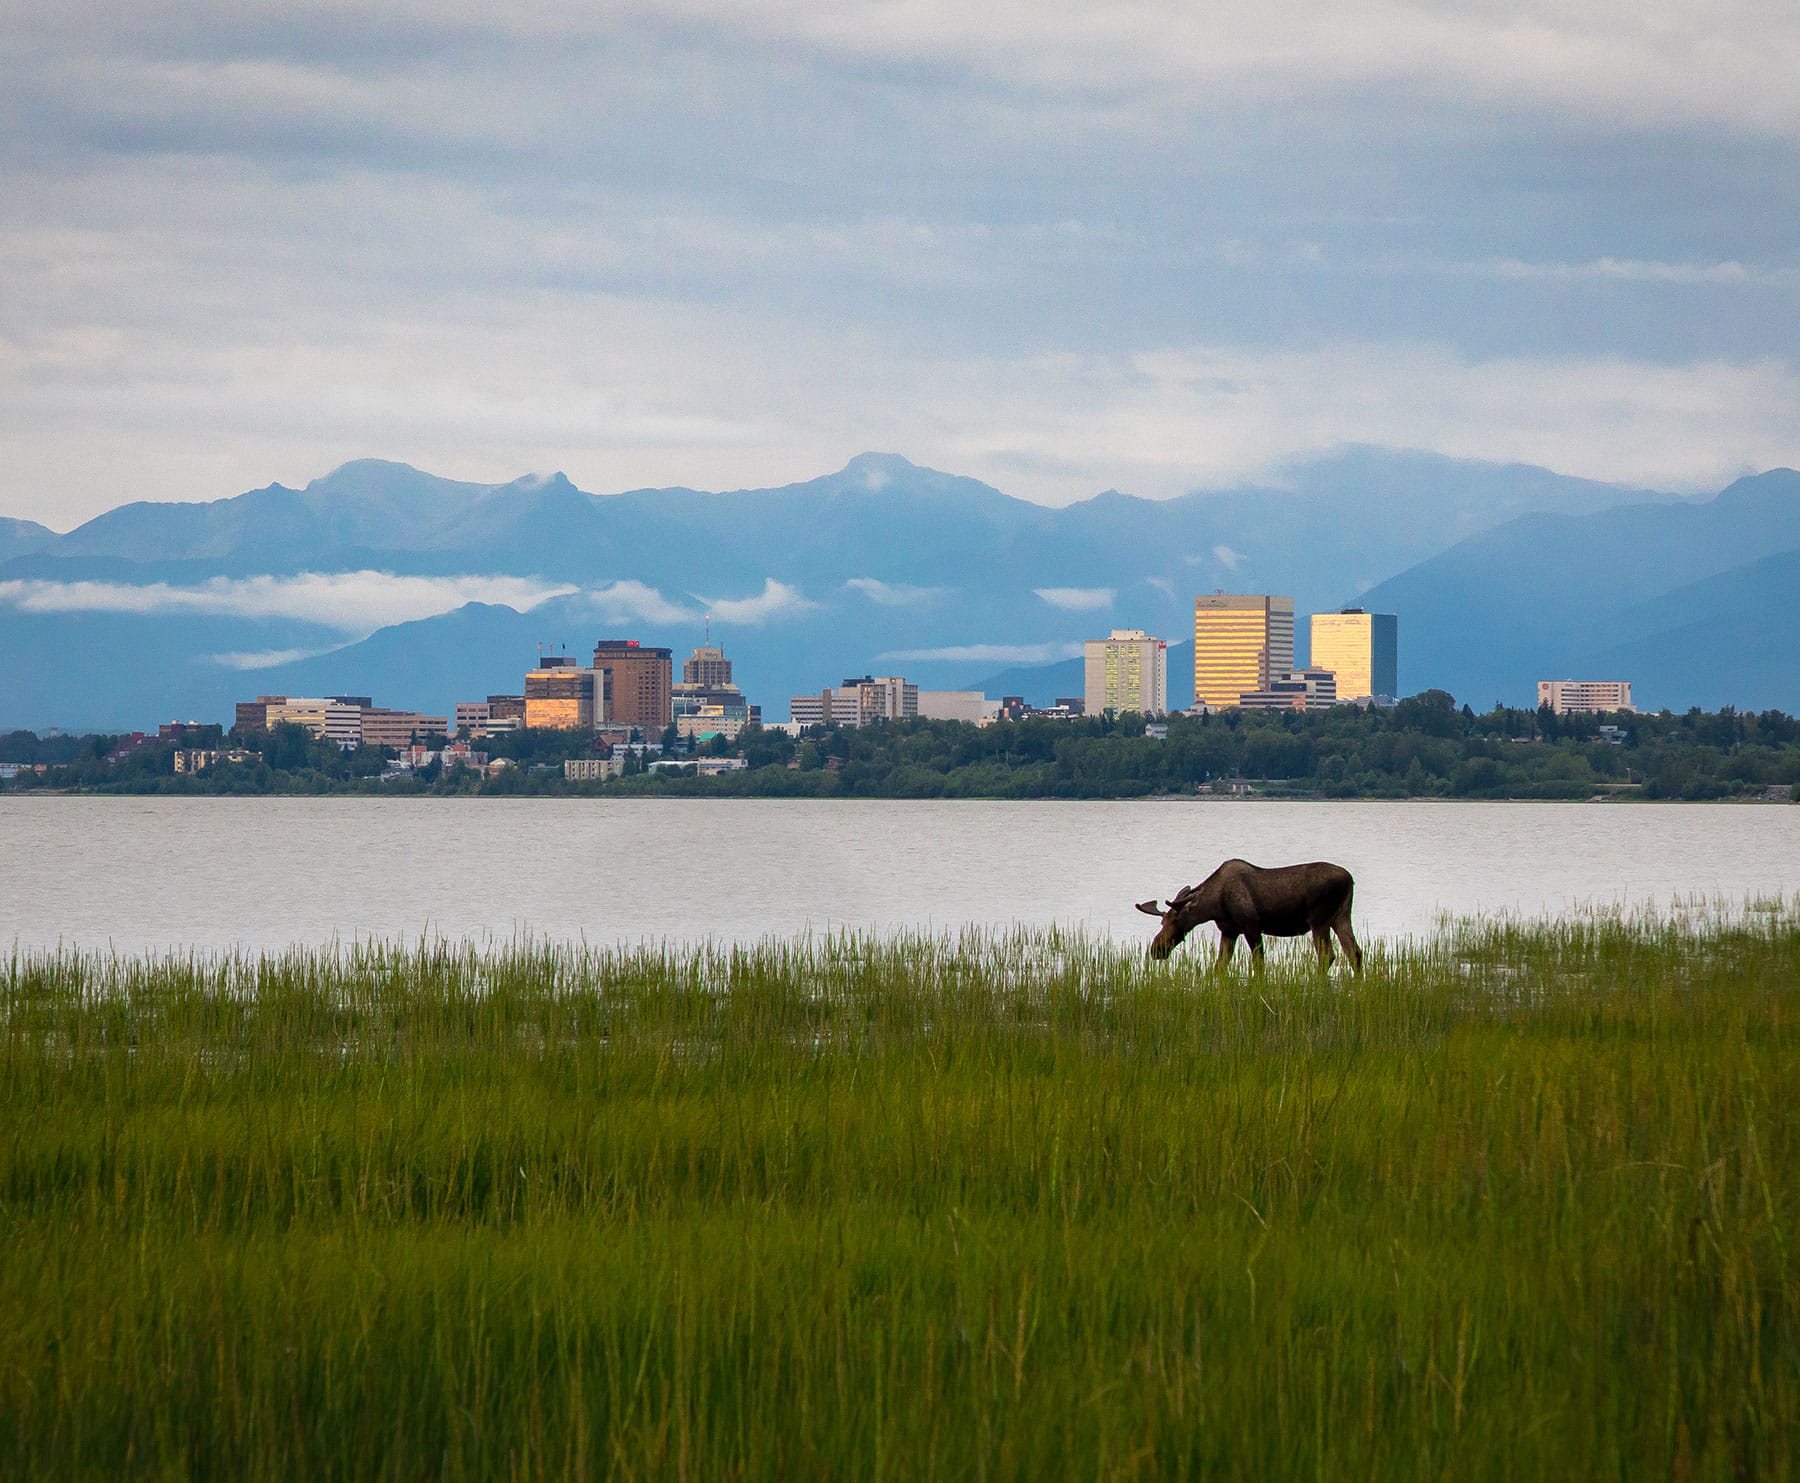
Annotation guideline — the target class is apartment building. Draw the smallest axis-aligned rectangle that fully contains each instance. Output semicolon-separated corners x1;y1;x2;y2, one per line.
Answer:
1083;629;1168;716
1538;680;1633;714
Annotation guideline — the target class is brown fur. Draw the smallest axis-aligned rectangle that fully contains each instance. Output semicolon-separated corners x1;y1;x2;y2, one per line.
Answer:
1135;858;1362;973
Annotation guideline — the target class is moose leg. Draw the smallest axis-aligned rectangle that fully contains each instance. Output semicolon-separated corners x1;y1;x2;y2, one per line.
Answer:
1214;932;1238;973
1245;933;1266;973
1311;926;1334;971
1332;914;1363;975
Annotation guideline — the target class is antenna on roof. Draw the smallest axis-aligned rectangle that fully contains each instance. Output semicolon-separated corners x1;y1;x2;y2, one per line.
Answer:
705;614;712;645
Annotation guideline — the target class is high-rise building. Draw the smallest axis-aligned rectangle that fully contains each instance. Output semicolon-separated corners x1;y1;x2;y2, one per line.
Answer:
1083;629;1168;716
1309;608;1398;702
524;655;604;730
682;644;732;688
1538;680;1632;714
1193;594;1294;709
852;675;918;724
592;640;674;732
672;640;757;734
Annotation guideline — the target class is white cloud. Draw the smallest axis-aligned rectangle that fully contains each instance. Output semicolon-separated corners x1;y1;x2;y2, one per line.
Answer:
698;579;818;625
208;646;342;670
843;577;947;606
1212;545;1247;570
936;344;1800;498
1;7;1797;530
1033;586;1114;611
577;580;698;626
0;571;575;631
878;641;1083;664
26;2;1800;139
1412;255;1790;287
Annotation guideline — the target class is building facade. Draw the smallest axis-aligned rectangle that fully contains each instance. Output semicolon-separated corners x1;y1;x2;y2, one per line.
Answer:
854;675;918;723
682;644;733;688
359;708;449;747
1309;609;1398;702
524;656;604;730
916;690;1000;723
234;695;288;733
1538;680;1633;714
676;705;751;742
789;676;919;727
1237;668;1339;711
263;698;365;749
173;748;254;773
1193;594;1295;709
1083;629;1168;716
564;756;626;782
592;640;673;732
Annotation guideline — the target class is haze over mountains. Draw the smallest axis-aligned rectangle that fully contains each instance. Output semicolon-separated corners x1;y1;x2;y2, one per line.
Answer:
1;448;1795;731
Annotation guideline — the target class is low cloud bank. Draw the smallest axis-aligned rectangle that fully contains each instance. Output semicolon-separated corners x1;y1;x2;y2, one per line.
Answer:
0;572;576;633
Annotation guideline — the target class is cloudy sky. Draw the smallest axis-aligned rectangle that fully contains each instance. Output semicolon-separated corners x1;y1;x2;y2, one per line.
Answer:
4;1;1799;526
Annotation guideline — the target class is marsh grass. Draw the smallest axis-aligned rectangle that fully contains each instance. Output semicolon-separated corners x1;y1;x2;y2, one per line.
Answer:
3;906;1796;1479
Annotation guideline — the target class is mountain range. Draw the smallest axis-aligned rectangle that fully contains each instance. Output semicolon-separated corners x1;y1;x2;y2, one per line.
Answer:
1;448;1794;730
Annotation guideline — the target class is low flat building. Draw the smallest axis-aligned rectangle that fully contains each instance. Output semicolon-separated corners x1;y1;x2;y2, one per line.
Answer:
1539;680;1632;714
916;690;1000;723
791;675;918;727
694;756;748;775
360;708;448;748
676;705;750;742
173;748;253;773
264;698;364;748
1238;668;1339;711
234;695;288;733
565;756;625;781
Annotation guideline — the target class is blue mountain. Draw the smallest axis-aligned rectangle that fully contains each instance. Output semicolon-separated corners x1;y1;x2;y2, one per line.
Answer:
3;448;1790;729
1354;469;1800;711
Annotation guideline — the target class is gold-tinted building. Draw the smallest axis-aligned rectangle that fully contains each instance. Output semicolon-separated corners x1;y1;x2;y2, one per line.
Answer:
1193;594;1294;709
524;657;602;730
1309;608;1398;702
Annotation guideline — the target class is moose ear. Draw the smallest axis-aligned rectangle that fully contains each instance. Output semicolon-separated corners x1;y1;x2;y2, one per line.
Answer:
1134;899;1164;917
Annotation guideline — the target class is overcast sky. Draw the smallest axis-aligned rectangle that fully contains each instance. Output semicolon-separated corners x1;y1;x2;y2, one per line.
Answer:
4;1;1799;526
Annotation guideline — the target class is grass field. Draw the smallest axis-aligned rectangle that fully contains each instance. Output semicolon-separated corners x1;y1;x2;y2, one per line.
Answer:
3;906;1796;1479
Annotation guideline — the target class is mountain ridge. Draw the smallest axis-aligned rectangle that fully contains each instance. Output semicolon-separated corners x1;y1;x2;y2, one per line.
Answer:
1;450;1793;730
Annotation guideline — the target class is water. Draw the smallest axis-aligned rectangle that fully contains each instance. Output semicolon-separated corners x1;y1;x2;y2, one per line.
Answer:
2;796;1795;956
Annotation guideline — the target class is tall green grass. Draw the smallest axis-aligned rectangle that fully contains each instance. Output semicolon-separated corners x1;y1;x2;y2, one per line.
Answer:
3;906;1796;1479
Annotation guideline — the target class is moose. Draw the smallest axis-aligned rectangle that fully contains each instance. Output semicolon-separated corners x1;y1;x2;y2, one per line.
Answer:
1136;858;1363;973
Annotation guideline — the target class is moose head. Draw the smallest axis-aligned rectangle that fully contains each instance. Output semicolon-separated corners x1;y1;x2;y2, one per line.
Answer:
1134;884;1209;961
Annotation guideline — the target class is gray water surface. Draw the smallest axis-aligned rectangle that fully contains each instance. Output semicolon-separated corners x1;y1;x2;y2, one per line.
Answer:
2;796;1795;955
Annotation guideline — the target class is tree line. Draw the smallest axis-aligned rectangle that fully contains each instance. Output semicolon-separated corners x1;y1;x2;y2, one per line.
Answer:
5;692;1799;800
